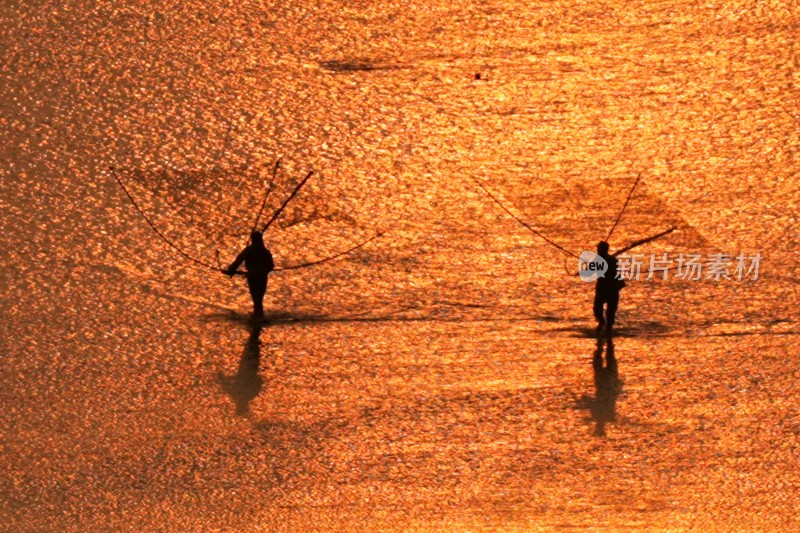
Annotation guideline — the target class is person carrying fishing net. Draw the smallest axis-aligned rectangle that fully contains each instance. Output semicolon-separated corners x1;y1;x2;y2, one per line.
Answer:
110;161;383;319
219;165;311;319
593;240;625;334
469;171;676;336
225;231;274;318
218;165;383;318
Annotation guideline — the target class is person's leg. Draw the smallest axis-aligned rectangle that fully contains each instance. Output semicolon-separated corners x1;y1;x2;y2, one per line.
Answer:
605;291;619;330
248;276;267;318
593;289;606;330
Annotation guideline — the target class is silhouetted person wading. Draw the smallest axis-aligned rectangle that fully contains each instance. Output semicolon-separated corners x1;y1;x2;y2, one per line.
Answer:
594;241;624;334
226;231;274;318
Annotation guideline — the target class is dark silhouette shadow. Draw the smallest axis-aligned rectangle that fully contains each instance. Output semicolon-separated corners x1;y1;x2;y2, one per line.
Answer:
577;337;622;437
218;321;264;417
546;321;670;339
200;303;555;329
593;240;623;335
224;231;274;319
319;59;408;72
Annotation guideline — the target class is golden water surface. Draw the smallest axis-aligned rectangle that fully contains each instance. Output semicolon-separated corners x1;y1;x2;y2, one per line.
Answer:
2;0;799;530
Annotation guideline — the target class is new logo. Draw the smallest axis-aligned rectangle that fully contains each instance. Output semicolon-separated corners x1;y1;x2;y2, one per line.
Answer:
578;251;608;282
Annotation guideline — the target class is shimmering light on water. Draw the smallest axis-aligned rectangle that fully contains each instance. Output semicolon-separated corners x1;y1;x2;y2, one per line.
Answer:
2;0;799;530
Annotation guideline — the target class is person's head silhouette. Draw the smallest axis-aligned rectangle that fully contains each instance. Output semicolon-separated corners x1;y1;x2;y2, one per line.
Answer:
251;231;265;247
597;241;610;256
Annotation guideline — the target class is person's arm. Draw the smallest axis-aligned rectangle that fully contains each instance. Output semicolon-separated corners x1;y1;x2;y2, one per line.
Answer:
225;248;248;276
265;249;275;273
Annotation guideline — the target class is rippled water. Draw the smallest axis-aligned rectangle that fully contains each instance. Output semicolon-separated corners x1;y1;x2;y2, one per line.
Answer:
2;1;799;530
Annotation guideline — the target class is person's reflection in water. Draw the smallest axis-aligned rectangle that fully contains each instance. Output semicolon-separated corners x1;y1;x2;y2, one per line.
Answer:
587;337;622;437
218;322;263;417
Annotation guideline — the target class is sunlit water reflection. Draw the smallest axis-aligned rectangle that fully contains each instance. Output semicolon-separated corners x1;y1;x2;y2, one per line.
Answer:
2;0;799;530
